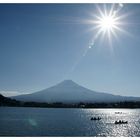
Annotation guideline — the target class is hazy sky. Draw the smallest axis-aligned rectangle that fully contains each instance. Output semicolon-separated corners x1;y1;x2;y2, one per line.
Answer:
0;4;140;97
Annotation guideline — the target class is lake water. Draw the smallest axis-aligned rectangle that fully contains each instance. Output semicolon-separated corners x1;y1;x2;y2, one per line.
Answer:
0;107;140;137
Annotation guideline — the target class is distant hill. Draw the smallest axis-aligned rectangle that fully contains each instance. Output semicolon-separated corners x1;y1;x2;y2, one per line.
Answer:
0;94;20;106
11;80;140;103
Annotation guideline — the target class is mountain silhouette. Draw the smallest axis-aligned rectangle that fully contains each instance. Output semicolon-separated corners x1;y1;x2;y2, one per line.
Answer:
12;80;140;103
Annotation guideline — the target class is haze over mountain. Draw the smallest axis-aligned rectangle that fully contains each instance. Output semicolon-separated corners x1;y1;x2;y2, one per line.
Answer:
12;80;140;103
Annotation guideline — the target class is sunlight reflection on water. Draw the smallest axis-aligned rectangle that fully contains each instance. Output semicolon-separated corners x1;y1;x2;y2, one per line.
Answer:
85;109;140;136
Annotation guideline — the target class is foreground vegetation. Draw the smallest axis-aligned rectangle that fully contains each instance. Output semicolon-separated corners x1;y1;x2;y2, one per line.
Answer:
1;94;140;108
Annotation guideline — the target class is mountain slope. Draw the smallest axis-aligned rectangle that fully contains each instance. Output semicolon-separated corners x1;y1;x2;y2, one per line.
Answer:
12;80;140;103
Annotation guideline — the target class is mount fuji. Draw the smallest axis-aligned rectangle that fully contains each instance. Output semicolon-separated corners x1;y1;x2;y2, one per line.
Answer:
12;80;140;103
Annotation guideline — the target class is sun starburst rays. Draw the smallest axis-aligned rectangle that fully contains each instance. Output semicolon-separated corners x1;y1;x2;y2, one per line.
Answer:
86;4;131;51
95;12;120;39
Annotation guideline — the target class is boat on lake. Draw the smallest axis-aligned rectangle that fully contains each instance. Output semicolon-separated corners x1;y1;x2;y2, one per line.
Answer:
91;117;101;121
115;120;128;124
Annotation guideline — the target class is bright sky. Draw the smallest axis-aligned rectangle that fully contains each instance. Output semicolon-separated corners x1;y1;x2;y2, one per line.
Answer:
0;3;140;97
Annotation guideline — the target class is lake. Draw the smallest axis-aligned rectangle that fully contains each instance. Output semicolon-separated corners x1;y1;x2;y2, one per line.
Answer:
0;107;140;136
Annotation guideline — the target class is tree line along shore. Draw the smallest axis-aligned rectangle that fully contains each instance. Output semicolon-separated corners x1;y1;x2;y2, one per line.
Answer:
1;94;140;108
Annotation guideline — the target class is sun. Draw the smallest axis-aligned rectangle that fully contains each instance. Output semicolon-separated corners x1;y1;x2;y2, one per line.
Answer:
87;4;129;44
94;10;121;41
81;4;131;53
98;15;117;32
